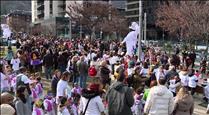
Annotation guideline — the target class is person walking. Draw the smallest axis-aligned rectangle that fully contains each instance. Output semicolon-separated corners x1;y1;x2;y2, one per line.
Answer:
144;78;174;115
106;67;134;115
173;87;194;115
77;56;88;88
43;50;54;79
5;46;14;66
14;85;32;115
56;71;72;104
51;70;61;97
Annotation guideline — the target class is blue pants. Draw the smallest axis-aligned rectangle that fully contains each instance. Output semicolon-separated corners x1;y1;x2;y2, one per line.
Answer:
45;66;52;79
79;75;87;88
58;65;66;73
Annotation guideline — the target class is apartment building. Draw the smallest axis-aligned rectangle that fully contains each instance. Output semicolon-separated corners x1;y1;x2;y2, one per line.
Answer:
31;0;125;37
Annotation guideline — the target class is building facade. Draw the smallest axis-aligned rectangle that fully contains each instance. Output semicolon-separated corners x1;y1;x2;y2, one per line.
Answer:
31;0;126;37
32;0;68;36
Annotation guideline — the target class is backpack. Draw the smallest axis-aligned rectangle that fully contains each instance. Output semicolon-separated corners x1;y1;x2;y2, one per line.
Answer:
88;66;97;77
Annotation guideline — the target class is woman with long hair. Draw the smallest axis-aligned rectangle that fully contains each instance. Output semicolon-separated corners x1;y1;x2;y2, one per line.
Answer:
173;87;194;115
15;85;31;115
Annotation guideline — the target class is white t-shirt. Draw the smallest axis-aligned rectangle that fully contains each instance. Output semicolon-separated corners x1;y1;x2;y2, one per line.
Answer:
56;80;71;98
109;56;119;65
169;79;176;93
127;68;134;76
140;68;149;76
79;96;105;115
179;74;189;86
58;107;70;115
0;72;9;91
87;53;96;61
10;58;20;71
188;75;198;88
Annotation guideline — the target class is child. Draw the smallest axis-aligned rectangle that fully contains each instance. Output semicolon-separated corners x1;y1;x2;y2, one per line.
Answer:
194;70;201;78
131;87;145;115
71;83;82;96
43;92;56;115
188;69;198;95
36;76;44;99
32;99;44;115
30;80;39;102
58;97;71;115
168;76;181;97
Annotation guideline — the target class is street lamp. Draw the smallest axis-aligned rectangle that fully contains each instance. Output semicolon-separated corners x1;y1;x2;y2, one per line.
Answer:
65;14;72;40
138;1;143;60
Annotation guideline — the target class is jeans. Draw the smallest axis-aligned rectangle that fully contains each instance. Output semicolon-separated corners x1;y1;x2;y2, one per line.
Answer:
45;66;52;79
58;65;66;73
73;75;79;84
79;74;87;88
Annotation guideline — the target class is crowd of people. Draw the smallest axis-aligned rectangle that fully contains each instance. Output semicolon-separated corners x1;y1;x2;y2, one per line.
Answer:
0;34;209;115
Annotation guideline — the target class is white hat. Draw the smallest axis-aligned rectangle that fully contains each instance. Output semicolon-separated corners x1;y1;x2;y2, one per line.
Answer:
0;104;15;115
129;22;139;31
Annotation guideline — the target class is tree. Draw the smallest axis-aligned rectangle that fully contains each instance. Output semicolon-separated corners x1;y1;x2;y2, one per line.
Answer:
156;1;209;51
7;15;31;33
67;1;128;39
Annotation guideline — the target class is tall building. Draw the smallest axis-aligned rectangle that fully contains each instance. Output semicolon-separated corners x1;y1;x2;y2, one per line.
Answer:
31;0;126;37
32;0;68;36
126;1;162;40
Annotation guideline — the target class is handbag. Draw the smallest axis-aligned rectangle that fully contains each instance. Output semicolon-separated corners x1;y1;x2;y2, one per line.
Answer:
81;98;91;115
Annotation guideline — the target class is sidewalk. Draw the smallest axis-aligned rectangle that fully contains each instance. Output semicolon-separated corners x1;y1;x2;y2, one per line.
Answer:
193;94;208;115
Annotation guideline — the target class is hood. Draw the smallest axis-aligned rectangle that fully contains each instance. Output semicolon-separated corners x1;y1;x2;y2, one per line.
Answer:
179;71;188;76
110;81;126;91
81;89;101;99
153;85;168;96
177;95;193;108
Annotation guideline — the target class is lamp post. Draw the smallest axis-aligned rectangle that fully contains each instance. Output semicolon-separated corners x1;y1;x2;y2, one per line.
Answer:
138;1;143;60
65;14;72;40
144;12;147;46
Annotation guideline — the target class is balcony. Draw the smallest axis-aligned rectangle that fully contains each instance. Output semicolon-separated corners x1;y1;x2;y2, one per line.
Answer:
37;10;44;18
58;11;67;17
37;3;44;10
58;3;66;9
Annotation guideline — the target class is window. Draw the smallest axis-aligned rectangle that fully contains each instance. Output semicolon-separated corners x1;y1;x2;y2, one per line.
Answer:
127;3;139;9
50;0;53;14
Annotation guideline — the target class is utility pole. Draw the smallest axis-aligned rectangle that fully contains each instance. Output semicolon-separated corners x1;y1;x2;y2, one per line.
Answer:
138;0;143;60
144;12;147;46
69;18;72;40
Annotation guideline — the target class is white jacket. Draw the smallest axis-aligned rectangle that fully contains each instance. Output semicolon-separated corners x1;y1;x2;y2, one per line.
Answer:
144;85;174;115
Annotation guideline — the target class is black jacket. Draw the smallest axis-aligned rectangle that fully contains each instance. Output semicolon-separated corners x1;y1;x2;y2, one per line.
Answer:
106;81;134;115
51;76;59;97
43;53;54;67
